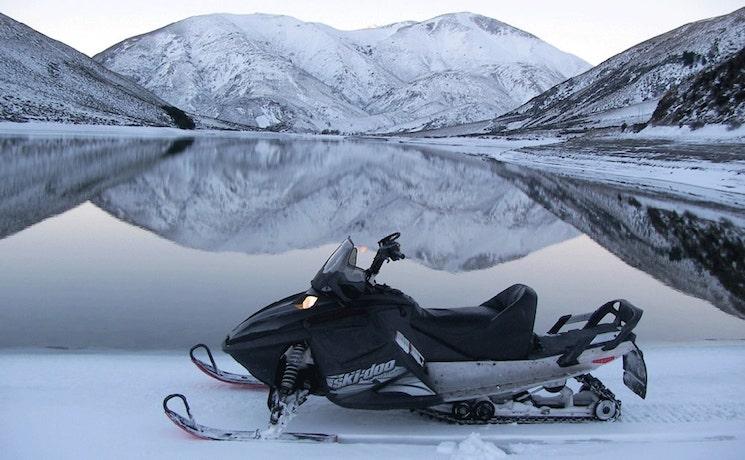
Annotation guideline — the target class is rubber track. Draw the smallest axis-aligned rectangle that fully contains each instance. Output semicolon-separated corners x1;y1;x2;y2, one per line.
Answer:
415;374;621;425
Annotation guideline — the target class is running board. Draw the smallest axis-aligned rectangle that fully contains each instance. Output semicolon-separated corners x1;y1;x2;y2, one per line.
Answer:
190;344;266;389
623;344;647;399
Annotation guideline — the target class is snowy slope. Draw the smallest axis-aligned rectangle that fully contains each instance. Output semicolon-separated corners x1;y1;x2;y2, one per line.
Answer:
94;12;589;133
488;7;745;133
650;46;745;127
93;138;579;272
0;13;195;128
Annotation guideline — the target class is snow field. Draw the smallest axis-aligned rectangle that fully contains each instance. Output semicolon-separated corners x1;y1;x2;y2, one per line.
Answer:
1;341;744;459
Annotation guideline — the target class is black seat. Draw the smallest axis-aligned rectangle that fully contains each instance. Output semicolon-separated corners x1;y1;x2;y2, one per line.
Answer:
411;284;538;361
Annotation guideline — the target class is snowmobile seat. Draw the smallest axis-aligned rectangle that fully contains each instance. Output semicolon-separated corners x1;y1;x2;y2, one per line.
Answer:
411;284;537;361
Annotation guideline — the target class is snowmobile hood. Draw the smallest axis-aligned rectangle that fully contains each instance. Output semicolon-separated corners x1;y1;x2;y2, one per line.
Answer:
223;291;341;346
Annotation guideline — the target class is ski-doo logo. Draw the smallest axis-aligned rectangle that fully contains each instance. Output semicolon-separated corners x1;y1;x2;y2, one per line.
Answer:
326;360;397;390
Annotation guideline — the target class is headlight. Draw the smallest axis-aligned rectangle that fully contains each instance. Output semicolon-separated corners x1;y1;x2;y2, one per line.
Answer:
298;295;318;309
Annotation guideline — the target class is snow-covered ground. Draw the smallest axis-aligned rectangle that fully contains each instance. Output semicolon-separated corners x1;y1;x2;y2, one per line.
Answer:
392;134;745;210
2;342;744;459
0;121;301;139
626;124;745;142
493;147;745;210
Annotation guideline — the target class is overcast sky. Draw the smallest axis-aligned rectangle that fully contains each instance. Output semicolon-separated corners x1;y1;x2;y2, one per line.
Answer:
2;0;742;64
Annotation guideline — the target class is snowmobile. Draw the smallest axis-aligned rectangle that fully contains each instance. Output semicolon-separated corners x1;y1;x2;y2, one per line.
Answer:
164;232;647;442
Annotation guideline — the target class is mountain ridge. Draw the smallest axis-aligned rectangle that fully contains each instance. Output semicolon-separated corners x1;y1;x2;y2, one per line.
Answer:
0;13;195;128
485;7;745;134
95;12;590;133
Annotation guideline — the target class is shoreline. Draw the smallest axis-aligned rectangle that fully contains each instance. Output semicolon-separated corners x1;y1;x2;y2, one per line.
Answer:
2;120;743;143
2;121;743;211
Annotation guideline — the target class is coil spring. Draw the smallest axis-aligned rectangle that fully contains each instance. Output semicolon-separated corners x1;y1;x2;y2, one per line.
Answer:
279;344;306;395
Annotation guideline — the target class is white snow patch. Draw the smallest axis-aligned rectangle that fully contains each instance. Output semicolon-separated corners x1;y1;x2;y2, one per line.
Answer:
437;434;507;459
630;124;745;142
584;100;660;126
254;115;272;128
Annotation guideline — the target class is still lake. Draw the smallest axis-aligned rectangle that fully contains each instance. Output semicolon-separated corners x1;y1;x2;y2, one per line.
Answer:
1;134;743;349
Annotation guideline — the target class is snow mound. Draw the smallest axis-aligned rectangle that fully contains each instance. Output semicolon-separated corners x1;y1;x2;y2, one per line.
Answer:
437;433;507;459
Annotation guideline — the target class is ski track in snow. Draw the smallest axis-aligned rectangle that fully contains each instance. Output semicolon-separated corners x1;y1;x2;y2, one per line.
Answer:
1;342;744;459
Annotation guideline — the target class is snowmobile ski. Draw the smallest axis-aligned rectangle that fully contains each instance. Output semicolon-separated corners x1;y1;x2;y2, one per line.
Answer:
190;344;266;388
163;394;336;442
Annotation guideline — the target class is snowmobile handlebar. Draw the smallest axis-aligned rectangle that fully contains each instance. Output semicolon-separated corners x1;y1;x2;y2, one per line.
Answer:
366;232;405;278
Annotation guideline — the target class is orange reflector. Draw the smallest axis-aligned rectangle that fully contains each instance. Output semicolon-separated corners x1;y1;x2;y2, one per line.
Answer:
592;356;616;365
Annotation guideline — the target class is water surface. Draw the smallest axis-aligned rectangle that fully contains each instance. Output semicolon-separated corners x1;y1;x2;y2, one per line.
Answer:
1;135;743;349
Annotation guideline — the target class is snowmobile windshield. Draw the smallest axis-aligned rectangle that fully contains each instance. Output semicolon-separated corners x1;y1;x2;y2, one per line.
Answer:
311;238;367;302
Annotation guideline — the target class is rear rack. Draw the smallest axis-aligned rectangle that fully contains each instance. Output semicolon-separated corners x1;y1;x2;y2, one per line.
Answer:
549;300;643;367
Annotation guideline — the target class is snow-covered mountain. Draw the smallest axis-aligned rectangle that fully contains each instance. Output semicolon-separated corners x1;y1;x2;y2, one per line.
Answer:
651;46;745;127
0;13;195;128
94;12;589;133
488;7;745;133
93;138;579;272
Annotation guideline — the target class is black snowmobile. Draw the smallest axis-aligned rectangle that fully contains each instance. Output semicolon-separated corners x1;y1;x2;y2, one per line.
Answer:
164;233;647;442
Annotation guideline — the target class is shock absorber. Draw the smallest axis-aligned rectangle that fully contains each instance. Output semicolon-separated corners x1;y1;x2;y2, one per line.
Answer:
279;344;306;396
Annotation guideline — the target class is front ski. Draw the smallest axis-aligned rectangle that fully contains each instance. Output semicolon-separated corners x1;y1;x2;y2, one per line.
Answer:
190;344;266;389
163;394;337;442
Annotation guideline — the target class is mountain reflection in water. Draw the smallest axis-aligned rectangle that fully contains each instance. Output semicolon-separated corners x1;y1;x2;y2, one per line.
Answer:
0;135;743;348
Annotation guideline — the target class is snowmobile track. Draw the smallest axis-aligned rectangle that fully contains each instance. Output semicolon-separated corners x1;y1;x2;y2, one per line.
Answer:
415;374;621;425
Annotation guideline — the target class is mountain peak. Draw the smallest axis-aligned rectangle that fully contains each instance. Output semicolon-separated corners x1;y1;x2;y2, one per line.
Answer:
93;12;589;132
414;12;535;38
